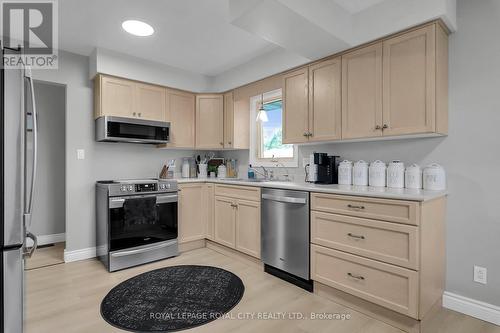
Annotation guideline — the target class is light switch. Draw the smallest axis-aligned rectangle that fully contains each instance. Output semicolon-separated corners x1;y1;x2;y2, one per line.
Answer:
77;149;85;160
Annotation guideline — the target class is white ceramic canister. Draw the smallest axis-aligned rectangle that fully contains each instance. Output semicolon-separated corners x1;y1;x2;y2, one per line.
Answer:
423;163;446;190
217;165;227;179
405;164;422;189
353;160;369;186
369;160;387;187
338;160;353;185
181;158;190;178
387;160;405;188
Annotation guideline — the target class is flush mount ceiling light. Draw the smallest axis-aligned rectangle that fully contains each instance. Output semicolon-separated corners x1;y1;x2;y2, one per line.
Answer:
122;20;154;37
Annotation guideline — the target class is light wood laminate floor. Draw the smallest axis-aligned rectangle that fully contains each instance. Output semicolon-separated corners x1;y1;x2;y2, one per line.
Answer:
25;242;65;271
26;247;500;333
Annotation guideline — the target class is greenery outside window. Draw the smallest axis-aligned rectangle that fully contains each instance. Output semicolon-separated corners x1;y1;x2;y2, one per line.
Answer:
249;89;298;167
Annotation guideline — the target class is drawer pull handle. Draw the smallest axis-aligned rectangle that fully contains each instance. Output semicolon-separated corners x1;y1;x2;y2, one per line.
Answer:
347;272;365;280
347;233;365;240
347;204;365;210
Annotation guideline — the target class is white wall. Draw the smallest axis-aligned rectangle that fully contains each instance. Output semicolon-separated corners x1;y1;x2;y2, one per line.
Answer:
223;0;500;307
33;50;203;252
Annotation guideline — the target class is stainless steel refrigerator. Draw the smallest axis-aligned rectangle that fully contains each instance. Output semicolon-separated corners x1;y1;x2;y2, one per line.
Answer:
1;45;38;332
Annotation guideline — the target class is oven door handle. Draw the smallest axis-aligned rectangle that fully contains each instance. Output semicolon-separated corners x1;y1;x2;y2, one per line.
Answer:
110;241;176;258
156;194;178;204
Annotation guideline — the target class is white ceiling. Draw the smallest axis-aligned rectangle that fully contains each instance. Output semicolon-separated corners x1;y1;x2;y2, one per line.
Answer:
59;0;278;76
332;0;385;14
60;0;456;91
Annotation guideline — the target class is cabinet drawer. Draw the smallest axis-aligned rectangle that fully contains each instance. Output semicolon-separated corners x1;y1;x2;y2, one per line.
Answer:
215;184;260;202
311;193;419;225
311;211;419;269
311;244;418;318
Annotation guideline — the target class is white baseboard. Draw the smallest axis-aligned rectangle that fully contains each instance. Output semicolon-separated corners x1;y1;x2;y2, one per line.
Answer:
26;233;65;247
64;247;96;263
443;291;500;326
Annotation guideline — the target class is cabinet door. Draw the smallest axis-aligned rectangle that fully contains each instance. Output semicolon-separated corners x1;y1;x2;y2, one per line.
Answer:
341;43;383;139
282;67;309;144
135;83;166;121
100;76;135;118
165;89;195;148
196;95;224;149
235;199;261;258
223;92;234;148
204;184;215;240
178;184;206;243
382;25;435;136
309;58;342;142
214;196;236;248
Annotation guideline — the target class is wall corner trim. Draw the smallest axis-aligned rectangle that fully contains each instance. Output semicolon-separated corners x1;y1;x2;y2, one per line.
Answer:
443;291;500;326
64;247;96;263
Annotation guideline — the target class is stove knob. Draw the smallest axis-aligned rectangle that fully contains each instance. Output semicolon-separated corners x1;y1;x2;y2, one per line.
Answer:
120;186;126;192
166;183;170;188
128;185;134;191
161;184;166;190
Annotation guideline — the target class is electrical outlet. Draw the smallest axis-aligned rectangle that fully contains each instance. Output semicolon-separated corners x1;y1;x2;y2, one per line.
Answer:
474;265;487;284
302;158;309;167
77;149;85;160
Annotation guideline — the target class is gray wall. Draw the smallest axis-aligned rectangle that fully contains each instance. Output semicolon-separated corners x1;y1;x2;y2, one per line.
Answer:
32;51;202;252
225;0;500;306
30;82;66;236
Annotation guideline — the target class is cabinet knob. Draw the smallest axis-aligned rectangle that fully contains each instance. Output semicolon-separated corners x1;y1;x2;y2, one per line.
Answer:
133;112;136;116
228;141;232;145
308;132;313;137
138;112;142;117
382;124;388;129
303;132;309;137
220;142;224;146
375;125;382;130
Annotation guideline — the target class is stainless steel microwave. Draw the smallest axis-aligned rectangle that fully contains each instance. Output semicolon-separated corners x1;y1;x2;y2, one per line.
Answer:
95;116;170;144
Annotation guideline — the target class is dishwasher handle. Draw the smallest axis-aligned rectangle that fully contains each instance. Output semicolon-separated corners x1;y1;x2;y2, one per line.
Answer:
262;193;307;204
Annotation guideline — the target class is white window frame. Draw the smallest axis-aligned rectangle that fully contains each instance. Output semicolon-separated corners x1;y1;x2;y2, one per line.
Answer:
249;89;298;168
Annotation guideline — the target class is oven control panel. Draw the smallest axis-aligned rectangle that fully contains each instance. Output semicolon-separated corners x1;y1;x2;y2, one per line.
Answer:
135;183;157;192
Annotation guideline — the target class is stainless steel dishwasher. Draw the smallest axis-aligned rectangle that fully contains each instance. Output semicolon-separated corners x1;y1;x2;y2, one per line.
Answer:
261;188;312;291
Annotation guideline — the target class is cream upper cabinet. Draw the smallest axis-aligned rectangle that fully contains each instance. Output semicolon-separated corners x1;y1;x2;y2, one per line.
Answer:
235;199;261;259
282;67;309;144
308;58;342;142
341;43;383;139
95;74;166;122
96;75;135;119
178;184;206;243
214;196;236;248
196;94;224;149
135;83;166;121
164;89;195;148
223;91;234;148
382;25;436;136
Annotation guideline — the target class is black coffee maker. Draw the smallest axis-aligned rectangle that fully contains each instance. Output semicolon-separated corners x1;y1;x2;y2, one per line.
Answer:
309;153;340;184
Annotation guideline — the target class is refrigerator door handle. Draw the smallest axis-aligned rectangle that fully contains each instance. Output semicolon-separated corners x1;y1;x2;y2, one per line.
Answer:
23;231;37;258
24;66;38;225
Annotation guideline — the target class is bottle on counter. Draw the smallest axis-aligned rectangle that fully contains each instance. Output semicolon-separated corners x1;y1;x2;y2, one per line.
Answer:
181;158;190;178
248;164;255;179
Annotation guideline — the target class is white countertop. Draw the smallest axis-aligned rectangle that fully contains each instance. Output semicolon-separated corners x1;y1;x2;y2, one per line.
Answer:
175;178;447;202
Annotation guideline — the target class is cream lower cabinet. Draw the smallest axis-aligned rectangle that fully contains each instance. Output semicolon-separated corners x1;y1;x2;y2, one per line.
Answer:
178;184;206;243
204;183;215;240
213;185;261;259
310;193;446;331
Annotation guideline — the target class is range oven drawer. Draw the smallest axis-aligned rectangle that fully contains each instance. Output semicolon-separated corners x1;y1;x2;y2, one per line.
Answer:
109;240;178;272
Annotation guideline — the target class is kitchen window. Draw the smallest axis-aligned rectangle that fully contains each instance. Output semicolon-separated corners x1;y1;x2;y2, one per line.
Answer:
249;89;298;167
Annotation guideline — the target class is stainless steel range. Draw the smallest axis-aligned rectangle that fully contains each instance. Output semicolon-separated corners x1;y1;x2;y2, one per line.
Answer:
96;179;178;272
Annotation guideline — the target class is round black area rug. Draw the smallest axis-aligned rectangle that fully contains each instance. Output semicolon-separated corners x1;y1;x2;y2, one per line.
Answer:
100;265;245;332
